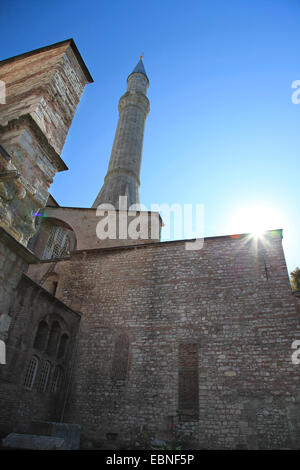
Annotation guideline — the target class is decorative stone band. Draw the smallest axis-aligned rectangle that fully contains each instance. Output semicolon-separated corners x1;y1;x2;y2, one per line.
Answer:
104;168;141;187
118;91;150;115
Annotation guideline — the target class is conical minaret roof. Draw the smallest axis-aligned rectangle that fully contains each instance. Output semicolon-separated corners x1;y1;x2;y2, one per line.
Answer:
128;56;148;81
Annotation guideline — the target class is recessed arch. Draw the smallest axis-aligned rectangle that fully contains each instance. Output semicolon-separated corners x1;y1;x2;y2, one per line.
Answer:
111;333;129;380
33;320;49;351
46;321;61;356
43;272;59;296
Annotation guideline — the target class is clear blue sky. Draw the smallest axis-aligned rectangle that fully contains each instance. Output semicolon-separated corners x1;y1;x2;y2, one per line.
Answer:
1;0;299;273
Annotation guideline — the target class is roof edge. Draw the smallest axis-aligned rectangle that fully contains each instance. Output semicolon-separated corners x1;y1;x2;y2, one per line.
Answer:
68;228;284;256
0;38;93;83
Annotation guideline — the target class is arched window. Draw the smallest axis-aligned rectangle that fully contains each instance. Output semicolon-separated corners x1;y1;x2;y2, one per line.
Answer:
37;360;51;392
43;226;70;260
111;333;129;380
51;365;63;393
46;321;61;356
33;321;49;351
24;356;39;389
57;334;69;359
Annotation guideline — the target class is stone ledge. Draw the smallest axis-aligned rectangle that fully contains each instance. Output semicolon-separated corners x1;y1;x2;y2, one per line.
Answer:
0;226;39;263
2;433;67;450
0;114;68;172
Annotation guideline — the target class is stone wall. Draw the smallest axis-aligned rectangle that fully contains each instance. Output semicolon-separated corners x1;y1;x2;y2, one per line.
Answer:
0;39;91;347
0;228;38;341
0;274;81;436
293;292;300;314
0;39;92;155
28;207;162;260
28;230;300;449
0;40;92;247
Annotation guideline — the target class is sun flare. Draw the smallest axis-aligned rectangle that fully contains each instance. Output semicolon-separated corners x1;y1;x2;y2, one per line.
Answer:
226;204;283;238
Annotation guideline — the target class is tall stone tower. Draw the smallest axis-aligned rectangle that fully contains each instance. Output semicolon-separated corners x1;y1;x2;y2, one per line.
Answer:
92;58;149;209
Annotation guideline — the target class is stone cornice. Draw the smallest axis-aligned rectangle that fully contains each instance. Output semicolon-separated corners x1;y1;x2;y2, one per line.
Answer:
0;114;68;172
0;38;93;84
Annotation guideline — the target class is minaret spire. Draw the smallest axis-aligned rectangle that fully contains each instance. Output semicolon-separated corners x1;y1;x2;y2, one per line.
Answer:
92;57;150;209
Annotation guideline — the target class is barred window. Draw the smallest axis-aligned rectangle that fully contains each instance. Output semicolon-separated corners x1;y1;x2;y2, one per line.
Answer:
24;356;39;389
37;360;51;392
51;365;63;393
43;227;69;260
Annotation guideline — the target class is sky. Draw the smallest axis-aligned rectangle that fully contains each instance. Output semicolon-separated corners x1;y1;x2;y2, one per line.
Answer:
0;0;299;273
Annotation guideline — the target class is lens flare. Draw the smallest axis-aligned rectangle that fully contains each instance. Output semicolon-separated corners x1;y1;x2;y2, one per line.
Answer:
226;204;283;238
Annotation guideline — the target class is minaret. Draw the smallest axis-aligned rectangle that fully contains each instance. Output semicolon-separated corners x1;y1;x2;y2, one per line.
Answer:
92;57;150;209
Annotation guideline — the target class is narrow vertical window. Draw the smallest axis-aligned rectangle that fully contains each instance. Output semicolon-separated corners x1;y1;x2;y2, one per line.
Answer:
24;356;39;389
111;334;129;380
57;334;68;359
46;321;61;356
178;344;199;418
33;321;49;351
37;360;51;392
51;366;63;393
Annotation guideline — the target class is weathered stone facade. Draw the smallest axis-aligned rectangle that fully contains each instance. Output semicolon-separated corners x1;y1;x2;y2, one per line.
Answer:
0;274;80;436
0;227;37;341
0;39;92;341
27;231;300;449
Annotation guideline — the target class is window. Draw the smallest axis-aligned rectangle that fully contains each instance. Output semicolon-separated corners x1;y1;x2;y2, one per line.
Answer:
46;321;61;356
24;356;39;389
33;321;49;351
51;282;58;296
57;334;68;359
51;365;63;393
111;334;129;380
43;226;69;260
37;360;51;392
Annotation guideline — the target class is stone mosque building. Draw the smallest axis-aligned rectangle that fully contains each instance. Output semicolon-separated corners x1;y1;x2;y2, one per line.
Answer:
0;39;300;449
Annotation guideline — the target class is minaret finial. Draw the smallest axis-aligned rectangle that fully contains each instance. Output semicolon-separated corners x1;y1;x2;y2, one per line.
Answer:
140;54;143;60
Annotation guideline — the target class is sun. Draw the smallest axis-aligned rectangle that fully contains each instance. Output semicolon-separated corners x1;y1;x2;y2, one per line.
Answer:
226;204;283;238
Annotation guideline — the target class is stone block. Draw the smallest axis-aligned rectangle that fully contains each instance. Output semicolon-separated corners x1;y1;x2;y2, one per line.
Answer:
2;433;67;450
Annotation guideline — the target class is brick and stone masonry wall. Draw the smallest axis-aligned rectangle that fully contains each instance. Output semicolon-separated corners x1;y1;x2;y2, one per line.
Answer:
0;275;80;436
0;39;92;155
0;40;92;344
0;240;28;341
28;230;300;449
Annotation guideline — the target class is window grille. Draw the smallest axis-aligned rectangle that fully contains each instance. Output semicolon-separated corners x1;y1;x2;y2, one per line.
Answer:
43;227;69;260
24;356;39;389
37;360;51;392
